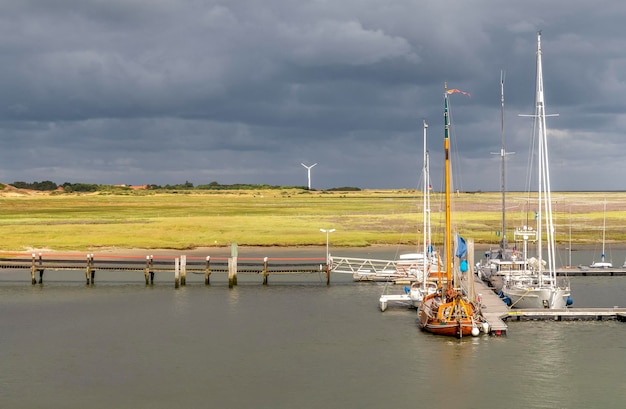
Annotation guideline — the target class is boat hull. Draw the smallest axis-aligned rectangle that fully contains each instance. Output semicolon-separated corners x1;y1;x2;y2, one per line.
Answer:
417;293;478;338
419;318;475;337
503;286;570;309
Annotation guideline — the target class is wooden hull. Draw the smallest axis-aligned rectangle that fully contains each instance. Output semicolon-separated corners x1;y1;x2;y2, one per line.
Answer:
418;292;477;338
419;318;475;337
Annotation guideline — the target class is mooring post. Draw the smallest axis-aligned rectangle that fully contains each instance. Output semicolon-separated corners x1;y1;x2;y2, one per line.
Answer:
231;243;238;286
180;255;187;286
90;254;95;284
30;253;36;285
263;257;269;285
325;261;330;286
205;256;211;285
85;254;93;285
228;258;234;288
144;256;150;285
174;257;180;289
37;253;44;284
149;256;155;284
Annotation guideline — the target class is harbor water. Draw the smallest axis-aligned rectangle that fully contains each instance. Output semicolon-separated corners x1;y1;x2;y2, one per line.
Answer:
1;246;625;409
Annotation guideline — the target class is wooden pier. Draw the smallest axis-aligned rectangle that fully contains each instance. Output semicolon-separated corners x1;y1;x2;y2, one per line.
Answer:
0;250;330;287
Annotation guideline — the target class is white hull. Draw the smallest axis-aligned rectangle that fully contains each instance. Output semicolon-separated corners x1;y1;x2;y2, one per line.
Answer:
503;285;570;309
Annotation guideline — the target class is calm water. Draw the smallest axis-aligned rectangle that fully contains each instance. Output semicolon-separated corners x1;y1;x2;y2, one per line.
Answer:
1;247;625;409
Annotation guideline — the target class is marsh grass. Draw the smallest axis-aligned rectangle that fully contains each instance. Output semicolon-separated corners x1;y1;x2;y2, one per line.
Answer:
1;190;625;251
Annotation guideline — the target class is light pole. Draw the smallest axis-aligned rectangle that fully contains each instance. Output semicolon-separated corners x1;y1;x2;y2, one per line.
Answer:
320;228;335;265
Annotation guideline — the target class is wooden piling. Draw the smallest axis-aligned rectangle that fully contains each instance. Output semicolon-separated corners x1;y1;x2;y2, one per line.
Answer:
144;256;151;285
86;253;95;284
181;255;187;286
30;253;37;284
205;256;211;285
263;257;269;285
325;262;330;285
231;243;238;286
36;253;43;284
228;258;235;288
174;257;180;289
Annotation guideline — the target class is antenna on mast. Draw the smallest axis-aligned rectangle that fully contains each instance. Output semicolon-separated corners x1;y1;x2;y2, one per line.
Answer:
301;163;317;190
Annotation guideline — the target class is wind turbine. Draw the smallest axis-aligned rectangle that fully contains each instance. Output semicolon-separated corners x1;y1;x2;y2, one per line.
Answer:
301;163;317;190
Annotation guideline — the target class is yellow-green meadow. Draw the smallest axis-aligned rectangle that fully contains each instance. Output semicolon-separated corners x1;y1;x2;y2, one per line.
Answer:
1;189;625;251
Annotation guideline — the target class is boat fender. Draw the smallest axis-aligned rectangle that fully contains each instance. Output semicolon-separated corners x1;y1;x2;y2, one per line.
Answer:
481;322;490;334
471;327;480;337
404;286;410;294
460;260;468;273
502;296;512;306
566;296;573;306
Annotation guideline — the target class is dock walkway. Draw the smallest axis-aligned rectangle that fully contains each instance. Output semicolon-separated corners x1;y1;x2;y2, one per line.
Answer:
473;277;509;335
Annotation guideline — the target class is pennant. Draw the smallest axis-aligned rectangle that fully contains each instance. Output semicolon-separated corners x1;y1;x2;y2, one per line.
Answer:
446;88;471;97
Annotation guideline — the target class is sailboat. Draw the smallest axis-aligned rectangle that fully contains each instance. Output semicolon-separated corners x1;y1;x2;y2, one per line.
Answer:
501;32;572;309
408;120;439;305
417;84;481;337
590;199;612;268
378;121;438;311
478;72;530;291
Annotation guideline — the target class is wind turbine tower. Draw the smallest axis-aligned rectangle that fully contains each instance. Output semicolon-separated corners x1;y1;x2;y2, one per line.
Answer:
301;163;317;190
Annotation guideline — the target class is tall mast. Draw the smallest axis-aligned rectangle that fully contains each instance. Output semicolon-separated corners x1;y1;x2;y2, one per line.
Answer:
536;31;557;284
500;71;506;244
443;84;452;283
423;120;429;287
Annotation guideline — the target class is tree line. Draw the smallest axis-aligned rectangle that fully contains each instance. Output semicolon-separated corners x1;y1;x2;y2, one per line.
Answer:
9;180;361;192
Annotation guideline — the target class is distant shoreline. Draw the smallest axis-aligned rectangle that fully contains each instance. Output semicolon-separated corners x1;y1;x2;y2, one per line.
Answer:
11;242;624;258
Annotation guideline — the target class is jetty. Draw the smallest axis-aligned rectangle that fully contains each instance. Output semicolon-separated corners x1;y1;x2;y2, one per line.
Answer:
0;249;329;287
505;307;626;321
556;267;626;276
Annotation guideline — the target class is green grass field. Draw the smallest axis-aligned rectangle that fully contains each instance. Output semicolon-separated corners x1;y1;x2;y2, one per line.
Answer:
1;189;625;251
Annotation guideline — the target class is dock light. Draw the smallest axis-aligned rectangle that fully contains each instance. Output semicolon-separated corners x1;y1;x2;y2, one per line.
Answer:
320;228;335;265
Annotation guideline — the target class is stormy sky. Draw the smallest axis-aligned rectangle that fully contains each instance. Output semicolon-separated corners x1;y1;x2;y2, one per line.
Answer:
1;1;625;191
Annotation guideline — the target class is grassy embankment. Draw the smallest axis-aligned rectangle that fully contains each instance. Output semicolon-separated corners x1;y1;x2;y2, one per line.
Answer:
1;189;626;252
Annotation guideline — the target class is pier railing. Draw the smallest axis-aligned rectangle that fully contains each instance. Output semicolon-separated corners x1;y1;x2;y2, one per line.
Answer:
0;252;329;287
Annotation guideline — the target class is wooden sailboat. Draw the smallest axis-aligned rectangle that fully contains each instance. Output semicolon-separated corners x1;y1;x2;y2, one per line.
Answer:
417;84;479;338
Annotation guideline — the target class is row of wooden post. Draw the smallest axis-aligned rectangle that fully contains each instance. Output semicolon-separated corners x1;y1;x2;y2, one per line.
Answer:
28;243;330;288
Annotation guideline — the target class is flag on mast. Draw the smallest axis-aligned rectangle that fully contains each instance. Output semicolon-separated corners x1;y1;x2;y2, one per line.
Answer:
446;88;471;97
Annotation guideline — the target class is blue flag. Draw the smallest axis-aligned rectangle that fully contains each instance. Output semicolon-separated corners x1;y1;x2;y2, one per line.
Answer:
455;234;467;259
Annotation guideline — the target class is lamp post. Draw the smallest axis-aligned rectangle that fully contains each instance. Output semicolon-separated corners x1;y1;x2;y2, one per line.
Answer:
320;228;335;265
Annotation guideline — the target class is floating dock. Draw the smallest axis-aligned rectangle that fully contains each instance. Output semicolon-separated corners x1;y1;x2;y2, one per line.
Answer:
556;267;626;276
473;277;509;336
505;307;626;321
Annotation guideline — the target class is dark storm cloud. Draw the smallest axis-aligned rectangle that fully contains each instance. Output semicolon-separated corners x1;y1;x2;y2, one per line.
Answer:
1;0;625;190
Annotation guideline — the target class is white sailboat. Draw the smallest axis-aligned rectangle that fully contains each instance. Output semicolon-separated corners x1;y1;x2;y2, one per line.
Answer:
379;120;438;311
502;32;572;309
408;120;439;306
590;199;612;268
478;71;531;291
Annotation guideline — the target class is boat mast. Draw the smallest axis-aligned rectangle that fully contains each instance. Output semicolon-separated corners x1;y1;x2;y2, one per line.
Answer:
500;71;507;246
443;84;452;284
601;199;607;262
423;120;429;288
535;31;557;284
